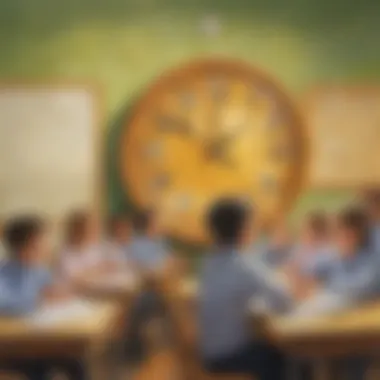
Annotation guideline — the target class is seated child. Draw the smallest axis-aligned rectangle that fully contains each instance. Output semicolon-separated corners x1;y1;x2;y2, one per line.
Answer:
125;209;172;361
59;210;104;284
0;219;6;261
292;208;376;380
287;211;334;283
199;198;292;380
105;214;130;266
294;207;377;315
259;221;294;269
361;189;380;253
0;215;86;380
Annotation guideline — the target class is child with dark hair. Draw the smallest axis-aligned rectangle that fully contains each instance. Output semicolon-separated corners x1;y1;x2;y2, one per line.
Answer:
289;211;333;281
0;215;86;380
292;207;377;380
125;209;172;362
361;188;380;252
199;198;292;380
105;213;130;265
59;210;103;283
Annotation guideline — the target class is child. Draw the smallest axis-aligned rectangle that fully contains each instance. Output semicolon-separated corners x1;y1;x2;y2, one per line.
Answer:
292;208;376;380
0;215;86;380
105;214;130;266
288;211;334;283
294;207;377;314
199;198;292;380
259;221;294;269
362;189;380;253
125;209;172;361
0;219;6;261
128;210;169;274
59;210;103;284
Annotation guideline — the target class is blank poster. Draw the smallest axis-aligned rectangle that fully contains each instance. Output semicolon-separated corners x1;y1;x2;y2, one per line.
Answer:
305;87;380;188
0;86;99;229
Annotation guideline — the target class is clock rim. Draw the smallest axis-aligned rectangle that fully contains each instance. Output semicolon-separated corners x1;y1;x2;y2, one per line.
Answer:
119;57;309;242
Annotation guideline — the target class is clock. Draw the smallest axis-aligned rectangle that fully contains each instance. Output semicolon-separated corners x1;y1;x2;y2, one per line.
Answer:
120;59;308;243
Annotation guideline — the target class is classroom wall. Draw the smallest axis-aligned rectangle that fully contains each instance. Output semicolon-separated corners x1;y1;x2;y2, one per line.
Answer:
1;0;379;221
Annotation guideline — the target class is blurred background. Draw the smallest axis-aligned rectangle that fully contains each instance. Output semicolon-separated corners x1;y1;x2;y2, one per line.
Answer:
3;0;378;223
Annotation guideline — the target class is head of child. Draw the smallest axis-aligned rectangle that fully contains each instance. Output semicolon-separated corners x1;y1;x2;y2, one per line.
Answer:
108;214;130;243
131;210;158;238
363;189;380;224
4;216;48;264
335;208;369;259
207;198;253;249
65;210;99;249
300;211;329;248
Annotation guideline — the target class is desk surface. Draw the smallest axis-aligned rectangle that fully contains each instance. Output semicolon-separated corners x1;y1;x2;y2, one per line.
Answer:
0;300;119;341
271;302;380;338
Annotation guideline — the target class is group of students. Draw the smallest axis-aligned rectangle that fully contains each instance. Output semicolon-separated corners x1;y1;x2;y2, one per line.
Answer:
1;189;380;380
199;190;380;380
0;210;170;380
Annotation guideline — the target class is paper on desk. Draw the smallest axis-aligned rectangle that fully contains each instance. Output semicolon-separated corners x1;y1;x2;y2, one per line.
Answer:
29;299;97;328
88;271;137;290
290;291;351;319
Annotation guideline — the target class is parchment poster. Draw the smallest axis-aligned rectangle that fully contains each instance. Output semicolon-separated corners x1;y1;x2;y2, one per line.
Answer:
0;87;99;228
305;88;380;188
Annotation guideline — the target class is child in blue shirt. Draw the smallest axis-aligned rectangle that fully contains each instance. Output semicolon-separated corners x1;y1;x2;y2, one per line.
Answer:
199;199;292;380
294;208;376;380
362;189;380;254
0;216;86;380
125;210;171;362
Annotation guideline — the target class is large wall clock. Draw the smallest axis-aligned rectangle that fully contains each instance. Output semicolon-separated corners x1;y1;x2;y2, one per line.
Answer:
120;59;308;243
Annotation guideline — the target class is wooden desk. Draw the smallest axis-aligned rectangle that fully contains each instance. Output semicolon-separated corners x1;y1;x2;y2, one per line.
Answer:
260;303;380;380
0;301;122;380
77;271;140;301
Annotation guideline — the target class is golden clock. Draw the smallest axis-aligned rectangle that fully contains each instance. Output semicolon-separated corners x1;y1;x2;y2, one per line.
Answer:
120;59;307;243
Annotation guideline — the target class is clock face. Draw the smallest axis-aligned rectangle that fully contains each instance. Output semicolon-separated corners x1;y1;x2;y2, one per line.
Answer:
120;59;307;243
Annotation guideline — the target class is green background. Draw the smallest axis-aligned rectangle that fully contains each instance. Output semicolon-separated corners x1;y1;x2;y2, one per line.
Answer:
2;0;378;228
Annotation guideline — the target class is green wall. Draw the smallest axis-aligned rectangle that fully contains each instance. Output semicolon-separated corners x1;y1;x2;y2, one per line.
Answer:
2;0;379;220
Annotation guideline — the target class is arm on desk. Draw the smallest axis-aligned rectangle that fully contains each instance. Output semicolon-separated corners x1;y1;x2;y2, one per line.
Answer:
243;260;295;313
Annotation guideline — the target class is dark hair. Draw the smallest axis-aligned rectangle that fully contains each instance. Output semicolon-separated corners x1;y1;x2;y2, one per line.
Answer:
4;215;45;252
306;211;329;238
207;198;252;245
364;189;380;207
64;210;91;245
338;207;369;248
131;210;153;234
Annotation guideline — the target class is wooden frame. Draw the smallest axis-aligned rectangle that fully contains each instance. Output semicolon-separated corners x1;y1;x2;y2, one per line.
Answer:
0;82;105;228
300;85;380;190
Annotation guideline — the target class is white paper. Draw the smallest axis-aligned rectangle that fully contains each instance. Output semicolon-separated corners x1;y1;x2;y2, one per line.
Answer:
29;299;97;327
86;271;137;290
290;291;351;319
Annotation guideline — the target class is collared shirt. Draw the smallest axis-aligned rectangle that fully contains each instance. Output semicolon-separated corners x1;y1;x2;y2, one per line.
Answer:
128;235;169;272
0;260;52;316
199;247;293;360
